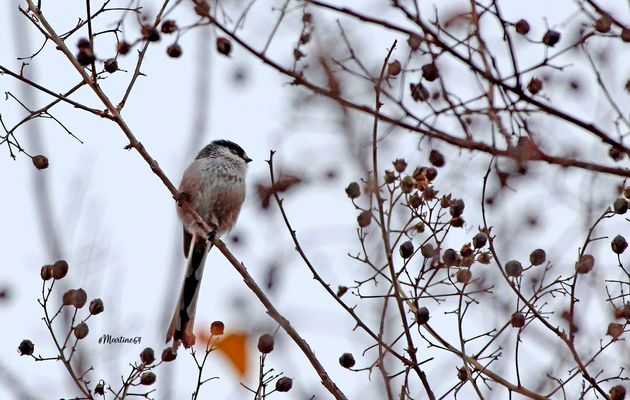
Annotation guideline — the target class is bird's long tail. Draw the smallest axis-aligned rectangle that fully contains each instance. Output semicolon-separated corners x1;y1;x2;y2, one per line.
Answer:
166;233;211;348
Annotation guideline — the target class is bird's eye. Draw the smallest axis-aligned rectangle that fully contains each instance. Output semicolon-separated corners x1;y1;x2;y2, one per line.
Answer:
230;148;238;155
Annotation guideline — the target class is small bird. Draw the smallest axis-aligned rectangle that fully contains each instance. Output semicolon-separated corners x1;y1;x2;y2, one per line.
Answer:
166;139;251;348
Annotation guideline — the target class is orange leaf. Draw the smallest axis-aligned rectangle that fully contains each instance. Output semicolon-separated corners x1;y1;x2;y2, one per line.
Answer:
198;331;249;378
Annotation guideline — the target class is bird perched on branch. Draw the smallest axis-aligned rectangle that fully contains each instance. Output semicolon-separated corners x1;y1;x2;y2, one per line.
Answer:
167;139;251;348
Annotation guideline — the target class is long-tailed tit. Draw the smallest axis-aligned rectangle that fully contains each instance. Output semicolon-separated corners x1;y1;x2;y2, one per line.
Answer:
166;139;251;348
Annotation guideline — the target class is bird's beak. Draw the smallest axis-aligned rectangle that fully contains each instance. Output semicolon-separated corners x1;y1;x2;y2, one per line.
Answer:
245;156;253;163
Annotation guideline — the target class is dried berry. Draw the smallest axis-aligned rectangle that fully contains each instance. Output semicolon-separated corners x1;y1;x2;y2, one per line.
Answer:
429;150;445;167
421;63;439;81
216;37;232;56
612;235;628;254
400;176;415;193
117;41;131;55
527;77;543;95
104;58;118;73
141;24;160;42
505;260;523;277
515;19;530;35
275;377;293;392
529;249;546;266
339;353;355;368
140;371;156;385
443;248;459;267
89;298;104;315
167;44;182;58
393;158;407;173
52;259;68;279
302;13;312;24
194;0;210;17
77;38;90;50
384;170;396;184
73;288;88;308
416;306;430;324
77;49;95;66
337;286;348;297
410;82;429;102
357;211;372;228
408;33;422;51
420;244;436;258
18;339;34;356
607;323;624;340
41;265;53;280
472;233;487;249
408;192;422;208
425;167;438;181
74;322;89;339
456;269;472;284
161;347;177;362
610;385;626;400
32;155;49;170
345;182;361;199
422;186;438;201
594;17;612;33
161;19;178;34
609;147;625;162
450;217;465;228
449;199;465;217
387;61;402;76
621;29;630;42
211;321;225;335
542;30;561;46
94;381;105;395
62;289;76;306
576;254;595;274
140;347;155;364
613;198;628;214
511;312;526;328
399;241;414;259
257;333;275;354
457;366;469;381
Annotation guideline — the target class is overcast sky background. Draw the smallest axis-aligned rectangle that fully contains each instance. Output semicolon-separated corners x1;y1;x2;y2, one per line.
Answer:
1;0;629;399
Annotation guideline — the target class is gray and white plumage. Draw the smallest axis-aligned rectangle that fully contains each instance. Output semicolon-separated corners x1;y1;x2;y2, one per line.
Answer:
166;139;251;348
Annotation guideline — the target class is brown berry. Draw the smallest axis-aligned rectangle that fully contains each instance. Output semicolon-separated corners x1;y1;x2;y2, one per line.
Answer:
77;49;95;66
194;1;210;17
456;269;472;284
399;241;414;259
393;158;407;173
408;33;422;51
211;320;225;335
594;17;612;33
32;155;49;170
416;306;430;324
161;347;177;362
384;170;397;184
387;61;402;76
576;254;595;274
527;77;543;95
410;82;429;102
609;147;625;162
94;381;105;395
117;41;131;55
515;19;530;35
140;371;156;385
52;260;68;279
421;63;439;81
141;24;160;42
472;233;487;249
613;198;628;214
41;265;53;280
89;298;104;315
511;312;526;328
357;211;372;228
529;249;546;266
409;192;422;208
621;29;630;42
74;322;89;339
420;244;436;258
345;182;361;199
337;286;348;297
542;30;561;46
339;353;355;368
140;347;155;364
425;167;438;181
505;260;523;277
610;385;626;400
400;176;414;193
607;323;624;340
450;199;465;217
77;38;90;50
216;37;232;56
167;44;182;58
429;150;445;167
73;288;87;308
257;333;275;354
443;248;459;267
302;13;312;24
18;339;34;356
62;289;76;306
104;58;118;73
612;235;628;254
275;377;293;392
457;366;469;381
161;20;178;34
